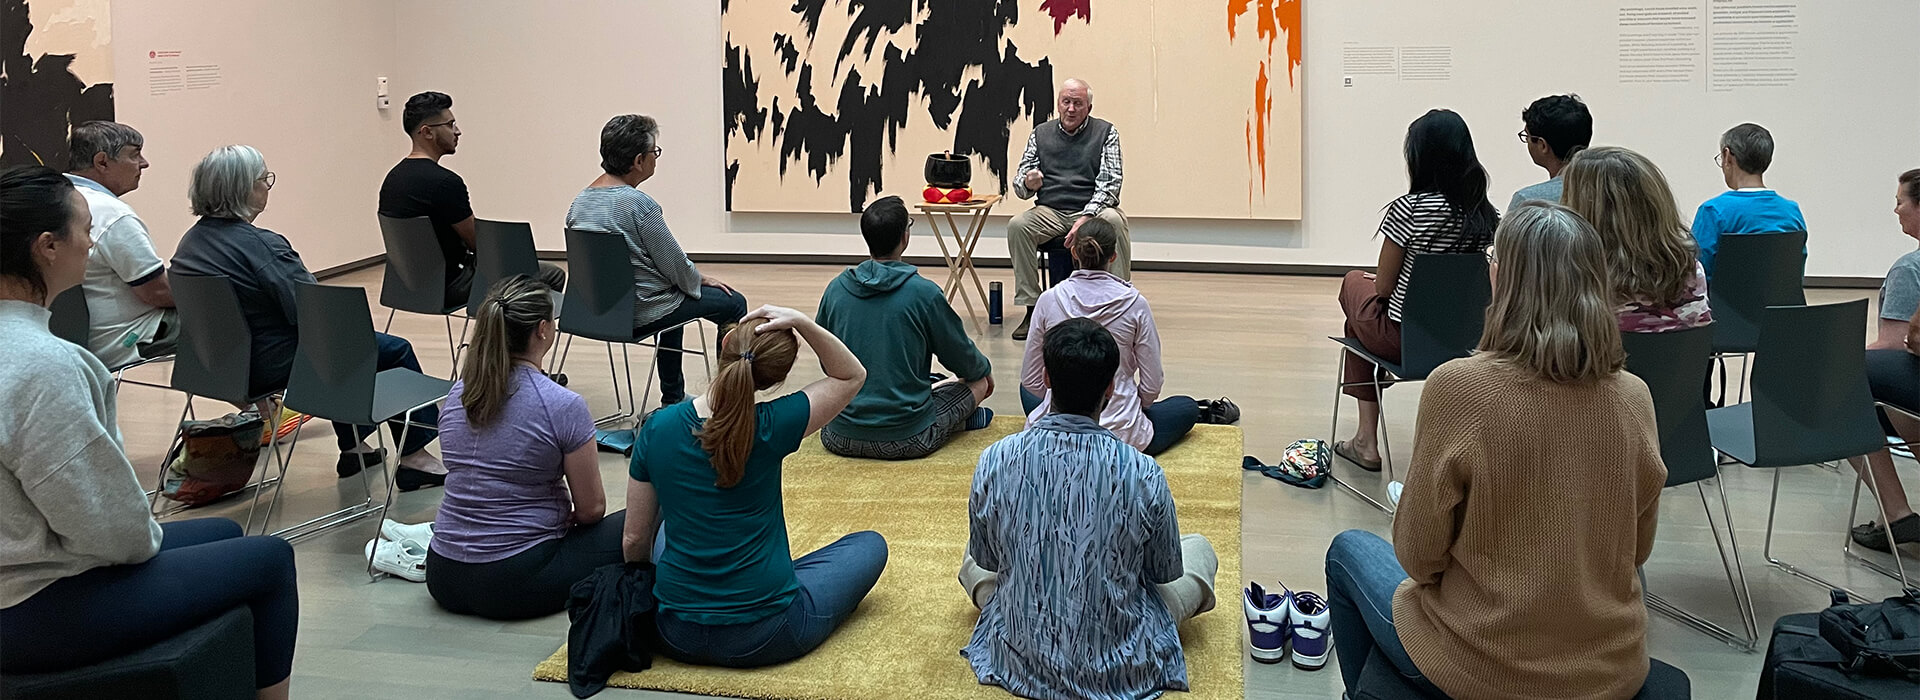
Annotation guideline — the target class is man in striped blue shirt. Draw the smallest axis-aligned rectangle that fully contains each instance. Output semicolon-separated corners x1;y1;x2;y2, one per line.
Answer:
960;318;1218;700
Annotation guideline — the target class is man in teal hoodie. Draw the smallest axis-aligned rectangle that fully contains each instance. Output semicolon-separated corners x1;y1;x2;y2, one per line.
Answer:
818;196;995;460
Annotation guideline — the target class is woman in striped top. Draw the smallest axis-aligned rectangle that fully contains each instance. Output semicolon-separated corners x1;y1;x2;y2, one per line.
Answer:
566;115;748;406
1334;109;1500;471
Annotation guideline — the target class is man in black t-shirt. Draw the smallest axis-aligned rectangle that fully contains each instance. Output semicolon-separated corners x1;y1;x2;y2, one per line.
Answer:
378;91;565;308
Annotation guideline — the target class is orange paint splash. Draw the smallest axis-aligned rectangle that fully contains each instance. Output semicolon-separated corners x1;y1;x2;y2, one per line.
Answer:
1229;0;1302;199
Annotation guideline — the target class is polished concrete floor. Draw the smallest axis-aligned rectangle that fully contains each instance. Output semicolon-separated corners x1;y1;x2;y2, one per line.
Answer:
104;262;1918;699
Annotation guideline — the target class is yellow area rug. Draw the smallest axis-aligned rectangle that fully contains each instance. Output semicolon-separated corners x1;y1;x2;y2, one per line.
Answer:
533;418;1244;699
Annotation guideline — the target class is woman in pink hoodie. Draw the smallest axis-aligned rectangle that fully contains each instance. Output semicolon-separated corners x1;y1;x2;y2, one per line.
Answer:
1019;218;1230;455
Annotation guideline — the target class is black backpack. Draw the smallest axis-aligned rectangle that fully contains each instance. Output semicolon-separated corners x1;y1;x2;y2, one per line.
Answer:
1817;588;1920;680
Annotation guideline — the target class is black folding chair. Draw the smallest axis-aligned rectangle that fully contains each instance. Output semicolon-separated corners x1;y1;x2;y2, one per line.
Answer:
263;283;450;579
553;227;712;427
1707;300;1908;595
1624;325;1757;650
377;215;465;370
165;273;289;525
1326;254;1490;513
48;285;173;391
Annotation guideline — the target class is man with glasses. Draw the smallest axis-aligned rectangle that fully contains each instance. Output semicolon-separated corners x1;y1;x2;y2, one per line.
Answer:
1007;78;1128;341
379;91;565;309
815;195;994;460
64;121;178;368
1690;122;1805;279
1509;94;1593;211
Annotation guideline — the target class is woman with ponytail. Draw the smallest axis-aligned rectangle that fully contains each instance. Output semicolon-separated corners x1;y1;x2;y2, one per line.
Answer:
425;275;622;620
1017;216;1226;455
620;304;880;668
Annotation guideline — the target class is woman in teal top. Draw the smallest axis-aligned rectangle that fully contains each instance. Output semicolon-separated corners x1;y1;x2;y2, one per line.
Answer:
622;304;880;667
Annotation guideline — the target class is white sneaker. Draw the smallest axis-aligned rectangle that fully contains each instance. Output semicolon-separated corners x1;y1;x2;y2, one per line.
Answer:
380;518;434;544
1387;481;1404;507
366;538;428;582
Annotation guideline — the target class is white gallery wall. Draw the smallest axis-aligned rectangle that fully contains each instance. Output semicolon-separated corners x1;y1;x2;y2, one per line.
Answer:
113;0;1920;277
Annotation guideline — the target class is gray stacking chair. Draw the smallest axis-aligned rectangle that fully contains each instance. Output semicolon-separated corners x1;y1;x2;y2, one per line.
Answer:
48;285;172;391
1326;253;1490;513
262;282;450;579
467;219;551;315
1706;231;1806;403
1707;300;1909;595
1623;325;1757;650
376;214;464;368
553;227;712;427
165;273;288;524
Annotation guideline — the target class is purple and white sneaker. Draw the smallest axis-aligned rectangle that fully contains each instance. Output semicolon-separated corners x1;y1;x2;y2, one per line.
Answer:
1243;581;1290;663
1288;589;1332;670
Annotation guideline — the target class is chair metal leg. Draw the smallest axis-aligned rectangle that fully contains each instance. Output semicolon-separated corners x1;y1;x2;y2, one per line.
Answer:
1373;371;1394;487
1762;466;1870;599
366;418;412;581
266;420;383;545
1841;455;1915;587
383;308;396;334
606;342;623;412
150;398;195;512
1326;346;1394;515
589;340;638;428
1645;479;1758;650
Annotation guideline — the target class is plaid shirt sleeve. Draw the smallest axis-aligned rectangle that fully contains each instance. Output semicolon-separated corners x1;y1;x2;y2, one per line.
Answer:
1011;131;1040;200
1078;125;1123;217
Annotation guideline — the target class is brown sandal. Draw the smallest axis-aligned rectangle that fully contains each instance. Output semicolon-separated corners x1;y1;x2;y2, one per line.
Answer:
1332;440;1382;472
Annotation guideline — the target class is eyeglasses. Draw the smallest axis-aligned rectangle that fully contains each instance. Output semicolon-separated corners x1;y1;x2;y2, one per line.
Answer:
649;147;664;158
1517;131;1539;144
907;216;916;229
424;119;457;130
1713;152;1725;167
258;172;276;190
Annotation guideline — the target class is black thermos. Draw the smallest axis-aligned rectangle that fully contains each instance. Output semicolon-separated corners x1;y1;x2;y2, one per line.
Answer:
988;281;1003;324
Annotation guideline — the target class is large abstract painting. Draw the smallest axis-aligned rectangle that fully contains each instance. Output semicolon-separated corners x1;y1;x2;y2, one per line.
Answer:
1;0;114;169
723;0;1302;220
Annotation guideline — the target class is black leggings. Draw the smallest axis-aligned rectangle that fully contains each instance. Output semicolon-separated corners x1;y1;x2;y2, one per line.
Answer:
426;510;628;620
0;518;299;688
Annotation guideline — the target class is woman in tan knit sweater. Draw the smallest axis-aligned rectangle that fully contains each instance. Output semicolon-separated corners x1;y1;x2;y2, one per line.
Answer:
1324;201;1667;700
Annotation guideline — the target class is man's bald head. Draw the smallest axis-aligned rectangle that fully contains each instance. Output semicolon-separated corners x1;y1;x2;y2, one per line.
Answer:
1058;78;1093;132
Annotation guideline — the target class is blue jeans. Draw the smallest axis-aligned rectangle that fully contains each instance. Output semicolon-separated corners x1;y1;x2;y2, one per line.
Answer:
636;285;750;402
655;531;887;668
332;331;439;455
1019;388;1199;455
1324;529;1443;696
0;519;299;687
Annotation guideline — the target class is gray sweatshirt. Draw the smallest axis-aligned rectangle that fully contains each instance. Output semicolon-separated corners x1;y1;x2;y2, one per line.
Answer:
0;299;162;607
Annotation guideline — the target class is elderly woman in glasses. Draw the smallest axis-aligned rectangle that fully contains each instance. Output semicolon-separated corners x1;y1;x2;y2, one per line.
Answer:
171;145;448;489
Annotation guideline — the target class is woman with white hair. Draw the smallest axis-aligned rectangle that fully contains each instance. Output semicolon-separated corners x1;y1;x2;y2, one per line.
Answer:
171;145;447;489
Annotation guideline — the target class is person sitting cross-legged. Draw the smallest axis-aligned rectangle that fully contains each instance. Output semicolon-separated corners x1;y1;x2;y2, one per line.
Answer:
817;195;994;460
962;317;1219;700
425;275;624;620
1324;201;1665;699
622;305;885;668
1019;216;1222;456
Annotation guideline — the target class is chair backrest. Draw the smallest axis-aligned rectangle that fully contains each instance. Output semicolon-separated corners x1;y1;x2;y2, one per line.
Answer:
1620;325;1717;487
377;215;452;314
1708;231;1807;353
467;219;544;315
1749;300;1883;466
47;286;90;347
167;273;257;404
1397;253;1491;379
559;228;637;343
284;282;380;425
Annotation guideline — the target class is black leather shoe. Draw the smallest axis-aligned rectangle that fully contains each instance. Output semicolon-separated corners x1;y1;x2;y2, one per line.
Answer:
336;449;386;478
395;467;446;492
1851;513;1920;553
1011;309;1033;341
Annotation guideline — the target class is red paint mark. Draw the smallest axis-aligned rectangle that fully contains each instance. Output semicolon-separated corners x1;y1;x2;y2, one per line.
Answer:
1229;0;1301;197
1041;0;1092;34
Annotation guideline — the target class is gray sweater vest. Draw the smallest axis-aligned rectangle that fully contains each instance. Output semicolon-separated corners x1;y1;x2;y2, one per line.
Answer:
1035;117;1113;213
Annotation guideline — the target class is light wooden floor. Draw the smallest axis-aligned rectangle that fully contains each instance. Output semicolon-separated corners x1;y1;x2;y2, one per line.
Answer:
105;263;1917;700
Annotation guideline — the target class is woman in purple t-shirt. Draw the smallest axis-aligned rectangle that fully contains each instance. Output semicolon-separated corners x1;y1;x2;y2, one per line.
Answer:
424;275;623;619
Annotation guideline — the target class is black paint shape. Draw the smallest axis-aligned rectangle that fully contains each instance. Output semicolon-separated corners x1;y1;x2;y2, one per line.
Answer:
725;160;739;211
1;0;115;169
724;0;1057;212
721;38;766;210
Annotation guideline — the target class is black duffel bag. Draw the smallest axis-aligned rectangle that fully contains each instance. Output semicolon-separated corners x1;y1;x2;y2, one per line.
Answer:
1758;589;1920;699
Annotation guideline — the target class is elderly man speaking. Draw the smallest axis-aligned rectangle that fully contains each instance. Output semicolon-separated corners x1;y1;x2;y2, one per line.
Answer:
1007;77;1129;341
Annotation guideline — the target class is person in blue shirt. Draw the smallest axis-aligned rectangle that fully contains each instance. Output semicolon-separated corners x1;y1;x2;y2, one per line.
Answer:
1690;123;1806;278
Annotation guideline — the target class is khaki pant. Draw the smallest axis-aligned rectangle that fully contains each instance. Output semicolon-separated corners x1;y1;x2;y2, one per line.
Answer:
1008;205;1131;306
958;533;1218;621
